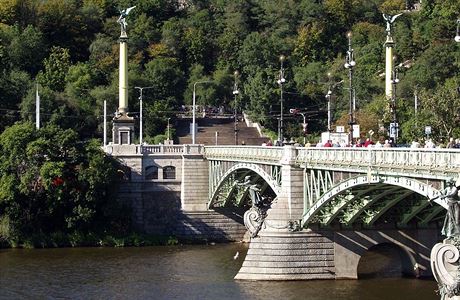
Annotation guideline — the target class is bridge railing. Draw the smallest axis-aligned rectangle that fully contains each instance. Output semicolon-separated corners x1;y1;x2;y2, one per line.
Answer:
140;144;204;155
204;146;284;164
105;144;204;156
297;147;460;173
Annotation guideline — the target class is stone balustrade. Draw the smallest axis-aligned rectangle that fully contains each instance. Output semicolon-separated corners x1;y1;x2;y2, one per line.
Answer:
296;147;460;178
204;145;284;165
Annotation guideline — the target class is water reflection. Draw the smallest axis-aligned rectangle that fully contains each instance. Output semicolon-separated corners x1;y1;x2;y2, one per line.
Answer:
0;244;437;300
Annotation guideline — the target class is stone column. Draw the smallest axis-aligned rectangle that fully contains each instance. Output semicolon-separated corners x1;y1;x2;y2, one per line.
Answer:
385;35;395;100
112;31;135;144
262;145;304;231
119;32;129;114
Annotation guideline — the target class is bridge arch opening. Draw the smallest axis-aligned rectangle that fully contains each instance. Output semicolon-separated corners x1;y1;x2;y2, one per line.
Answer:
208;164;279;210
302;175;444;228
357;243;414;279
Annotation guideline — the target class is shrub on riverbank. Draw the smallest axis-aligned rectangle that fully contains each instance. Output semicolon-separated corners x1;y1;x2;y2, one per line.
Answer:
2;231;178;249
0;123;134;246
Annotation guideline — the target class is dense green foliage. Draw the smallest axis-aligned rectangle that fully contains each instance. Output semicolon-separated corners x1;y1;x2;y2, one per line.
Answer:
0;0;459;142
0;122;130;247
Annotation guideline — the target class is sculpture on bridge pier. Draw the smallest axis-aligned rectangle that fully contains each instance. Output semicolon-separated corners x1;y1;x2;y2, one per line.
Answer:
430;177;460;299
439;178;460;239
235;176;271;237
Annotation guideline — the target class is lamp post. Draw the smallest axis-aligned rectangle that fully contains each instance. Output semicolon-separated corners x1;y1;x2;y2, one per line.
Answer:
134;86;154;145
233;71;240;145
277;55;286;143
167;117;171;141
299;112;307;145
326;72;333;132
344;32;356;145
390;59;400;144
455;19;460;43
325;73;344;133
192;81;211;144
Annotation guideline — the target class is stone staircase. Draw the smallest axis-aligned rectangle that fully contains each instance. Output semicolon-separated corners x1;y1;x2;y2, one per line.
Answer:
173;209;248;242
176;117;268;145
235;231;336;280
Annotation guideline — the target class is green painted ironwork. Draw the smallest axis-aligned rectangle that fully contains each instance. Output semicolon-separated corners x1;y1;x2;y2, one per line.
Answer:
363;190;414;226
342;186;401;225
208;162;281;209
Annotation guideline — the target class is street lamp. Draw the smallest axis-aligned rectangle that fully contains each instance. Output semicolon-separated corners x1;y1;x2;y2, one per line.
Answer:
326;72;333;132
167;117;171;141
277;55;286;142
192;81;211;144
344;32;356;145
135;86;154;145
233;70;240;145
299;112;307;145
390;58;400;144
325;73;344;133
455;19;460;43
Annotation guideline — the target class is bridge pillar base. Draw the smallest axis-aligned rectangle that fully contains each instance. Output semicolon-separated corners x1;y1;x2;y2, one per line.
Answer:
235;230;335;280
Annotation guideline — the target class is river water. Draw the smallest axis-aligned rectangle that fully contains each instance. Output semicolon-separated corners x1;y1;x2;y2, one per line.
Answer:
0;243;438;300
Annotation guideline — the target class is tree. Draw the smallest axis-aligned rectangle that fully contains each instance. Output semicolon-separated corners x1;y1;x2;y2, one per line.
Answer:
419;79;460;138
0;69;31;131
144;57;185;105
37;46;71;92
0;123;127;242
8;25;45;74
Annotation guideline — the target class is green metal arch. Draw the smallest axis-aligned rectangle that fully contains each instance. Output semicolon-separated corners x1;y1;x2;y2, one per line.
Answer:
208;163;281;208
302;174;445;227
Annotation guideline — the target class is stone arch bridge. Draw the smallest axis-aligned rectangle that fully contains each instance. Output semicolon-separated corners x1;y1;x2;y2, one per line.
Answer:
108;144;460;280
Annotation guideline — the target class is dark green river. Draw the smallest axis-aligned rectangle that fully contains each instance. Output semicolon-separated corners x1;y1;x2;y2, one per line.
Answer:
0;243;438;299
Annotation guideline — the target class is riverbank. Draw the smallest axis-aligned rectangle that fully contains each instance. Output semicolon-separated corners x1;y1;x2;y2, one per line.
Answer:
0;232;179;249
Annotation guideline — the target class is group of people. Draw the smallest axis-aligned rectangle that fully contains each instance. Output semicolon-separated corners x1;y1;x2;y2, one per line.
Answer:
411;137;460;149
259;136;460;149
316;138;396;148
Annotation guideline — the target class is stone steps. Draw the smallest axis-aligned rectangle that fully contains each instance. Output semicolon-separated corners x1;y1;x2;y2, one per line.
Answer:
235;231;336;280
176;117;267;145
173;211;247;242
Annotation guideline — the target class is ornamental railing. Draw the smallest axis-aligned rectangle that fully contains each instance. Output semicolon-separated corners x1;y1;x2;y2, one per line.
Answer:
204;146;284;165
105;144;204;156
296;147;460;177
140;144;203;155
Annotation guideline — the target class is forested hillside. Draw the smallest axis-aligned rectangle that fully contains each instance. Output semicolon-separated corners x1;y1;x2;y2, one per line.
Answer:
0;0;459;143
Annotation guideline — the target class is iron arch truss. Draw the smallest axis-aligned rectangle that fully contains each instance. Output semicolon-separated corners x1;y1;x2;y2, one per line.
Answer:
302;174;446;228
208;163;281;209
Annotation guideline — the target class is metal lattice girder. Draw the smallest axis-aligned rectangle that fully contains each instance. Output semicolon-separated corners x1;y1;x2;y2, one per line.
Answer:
223;170;251;207
303;174;380;226
322;193;353;225
323;184;391;226
364;190;414;226
208;162;281;208
318;194;352;225
302;174;445;228
305;169;333;209
419;206;445;226
342;186;401;225
271;165;282;186
399;198;431;226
